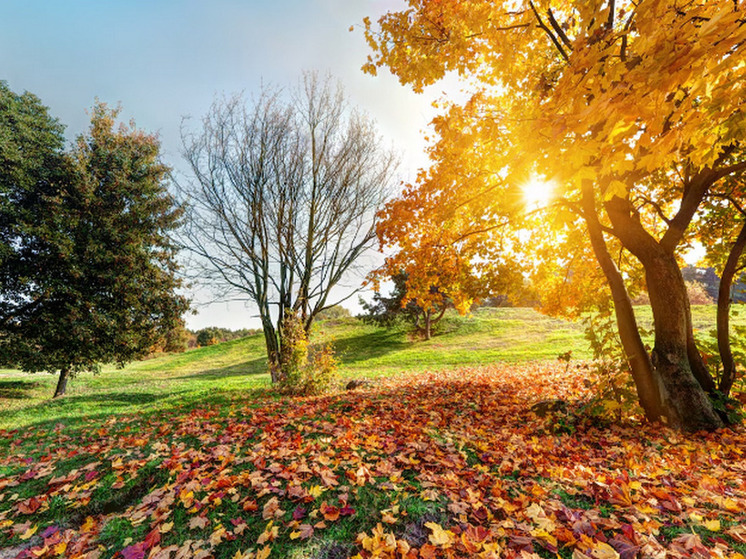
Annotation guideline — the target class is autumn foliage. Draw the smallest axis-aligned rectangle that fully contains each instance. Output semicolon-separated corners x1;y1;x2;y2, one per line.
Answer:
364;0;746;431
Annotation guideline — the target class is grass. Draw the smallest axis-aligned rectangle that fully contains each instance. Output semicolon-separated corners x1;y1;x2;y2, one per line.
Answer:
0;307;589;430
1;305;745;559
0;305;738;430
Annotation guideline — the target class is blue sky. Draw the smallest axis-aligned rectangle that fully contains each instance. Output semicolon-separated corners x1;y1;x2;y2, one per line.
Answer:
1;0;449;329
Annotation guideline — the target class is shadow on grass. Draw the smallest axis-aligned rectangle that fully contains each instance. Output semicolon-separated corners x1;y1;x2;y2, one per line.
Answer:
0;384;272;441
176;356;269;380
330;329;409;367
0;380;42;390
0;380;43;400
62;392;166;406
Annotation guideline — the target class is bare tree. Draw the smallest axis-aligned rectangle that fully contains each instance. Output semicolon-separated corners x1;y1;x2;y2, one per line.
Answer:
180;73;396;381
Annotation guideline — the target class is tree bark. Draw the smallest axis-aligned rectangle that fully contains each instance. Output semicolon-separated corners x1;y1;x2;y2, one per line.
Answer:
581;183;663;421
717;220;746;396
604;195;721;431
262;319;281;383
53;368;69;398
642;252;722;430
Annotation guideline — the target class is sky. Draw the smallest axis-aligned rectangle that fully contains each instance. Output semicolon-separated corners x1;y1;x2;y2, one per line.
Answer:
0;0;454;330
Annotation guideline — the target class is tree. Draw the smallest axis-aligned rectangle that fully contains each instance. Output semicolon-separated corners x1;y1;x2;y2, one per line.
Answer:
0;101;189;397
364;0;746;430
698;168;746;396
181;73;396;383
361;272;452;340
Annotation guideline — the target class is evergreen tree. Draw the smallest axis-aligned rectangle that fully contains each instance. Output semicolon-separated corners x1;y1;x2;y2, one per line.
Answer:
0;98;189;397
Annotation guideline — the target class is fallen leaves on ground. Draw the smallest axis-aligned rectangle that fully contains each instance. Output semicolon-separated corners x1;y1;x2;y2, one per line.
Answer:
1;363;745;558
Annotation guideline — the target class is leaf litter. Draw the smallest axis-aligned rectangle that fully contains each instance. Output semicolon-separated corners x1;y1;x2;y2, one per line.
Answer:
1;363;745;558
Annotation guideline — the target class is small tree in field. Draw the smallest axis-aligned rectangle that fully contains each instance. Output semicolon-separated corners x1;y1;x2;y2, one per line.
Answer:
360;272;451;340
0;101;189;397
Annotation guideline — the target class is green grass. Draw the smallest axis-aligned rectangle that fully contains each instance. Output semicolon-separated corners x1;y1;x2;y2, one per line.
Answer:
0;305;736;430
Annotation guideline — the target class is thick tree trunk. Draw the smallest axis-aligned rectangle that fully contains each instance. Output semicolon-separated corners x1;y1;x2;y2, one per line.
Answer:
423;311;432;340
644;253;722;431
581;183;663;421
604;192;721;431
53;368;70;398
717;220;746;396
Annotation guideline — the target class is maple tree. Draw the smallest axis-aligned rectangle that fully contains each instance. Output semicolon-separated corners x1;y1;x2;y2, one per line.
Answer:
363;0;746;431
361;272;455;340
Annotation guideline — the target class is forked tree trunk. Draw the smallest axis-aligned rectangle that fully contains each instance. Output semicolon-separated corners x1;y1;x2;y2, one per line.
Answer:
643;253;722;431
581;183;663;421
717;220;746;396
54;368;70;398
603;191;721;432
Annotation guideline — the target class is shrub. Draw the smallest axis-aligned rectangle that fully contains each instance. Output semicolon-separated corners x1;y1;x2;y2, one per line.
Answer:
686;280;714;305
316;305;351;321
277;311;338;396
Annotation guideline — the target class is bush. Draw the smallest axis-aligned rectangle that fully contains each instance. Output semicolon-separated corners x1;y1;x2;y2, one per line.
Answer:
686;280;714;304
192;327;260;347
277;311;338;396
581;307;640;422
316;305;351;321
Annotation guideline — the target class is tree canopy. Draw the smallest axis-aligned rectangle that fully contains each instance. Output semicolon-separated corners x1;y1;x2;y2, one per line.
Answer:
364;0;746;431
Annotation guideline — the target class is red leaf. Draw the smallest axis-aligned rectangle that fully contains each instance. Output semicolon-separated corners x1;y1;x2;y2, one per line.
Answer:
121;543;146;559
17;497;43;515
320;502;340;522
292;505;307;520
340;505;356;517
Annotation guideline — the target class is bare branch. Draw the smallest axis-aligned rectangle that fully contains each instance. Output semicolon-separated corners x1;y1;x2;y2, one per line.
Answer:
528;1;570;62
179;73;397;361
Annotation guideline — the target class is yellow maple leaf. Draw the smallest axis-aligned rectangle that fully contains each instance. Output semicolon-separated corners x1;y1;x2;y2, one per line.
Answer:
591;542;620;559
703;519;721;532
256;546;271;559
19;524;38;540
425;521;455;548
81;516;96;533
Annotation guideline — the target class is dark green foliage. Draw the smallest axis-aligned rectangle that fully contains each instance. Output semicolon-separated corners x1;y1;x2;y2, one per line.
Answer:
193;326;258;347
0;93;189;395
360;272;450;339
0;81;67;324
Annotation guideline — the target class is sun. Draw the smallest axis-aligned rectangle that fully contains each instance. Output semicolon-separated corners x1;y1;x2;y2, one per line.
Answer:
522;176;555;210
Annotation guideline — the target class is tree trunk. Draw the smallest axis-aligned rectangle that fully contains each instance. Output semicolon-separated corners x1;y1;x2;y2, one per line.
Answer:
603;193;721;431
717;220;746;396
423;311;432;340
262;319;282;383
581;183;663;421
644;253;722;431
53;368;70;398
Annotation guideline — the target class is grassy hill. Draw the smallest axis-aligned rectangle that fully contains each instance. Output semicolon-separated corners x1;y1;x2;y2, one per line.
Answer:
0;305;735;430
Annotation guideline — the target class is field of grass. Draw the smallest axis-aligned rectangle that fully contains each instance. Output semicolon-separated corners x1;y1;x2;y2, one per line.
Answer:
0;307;589;430
0;305;736;431
2;305;745;559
